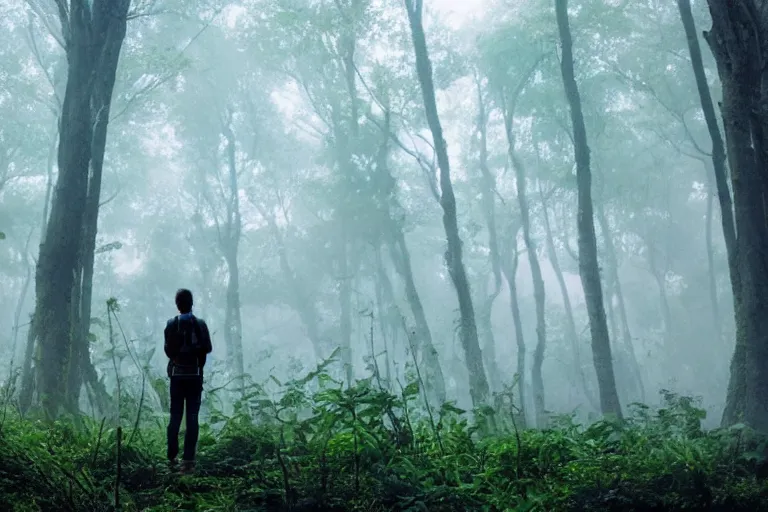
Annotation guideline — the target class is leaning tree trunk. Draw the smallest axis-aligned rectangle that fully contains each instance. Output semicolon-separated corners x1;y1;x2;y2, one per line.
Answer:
678;0;741;427
703;164;724;343
703;0;768;430
405;0;489;406
490;53;547;425
33;0;130;419
373;110;447;403
555;0;622;419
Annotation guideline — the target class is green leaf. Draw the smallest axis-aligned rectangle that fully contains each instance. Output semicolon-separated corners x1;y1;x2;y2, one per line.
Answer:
0;231;5;240
402;381;419;398
440;402;466;416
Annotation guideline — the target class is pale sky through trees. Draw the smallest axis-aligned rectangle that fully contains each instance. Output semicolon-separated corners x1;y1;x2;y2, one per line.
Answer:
433;0;487;26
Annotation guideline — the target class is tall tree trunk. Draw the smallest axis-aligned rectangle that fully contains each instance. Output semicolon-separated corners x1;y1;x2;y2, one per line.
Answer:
703;0;768;430
476;281;502;393
405;0;489;406
34;0;130;419
500;224;527;427
475;78;503;393
221;119;245;390
503;114;547;426
386;229;447;403
539;183;598;411
19;138;56;412
67;37;124;413
678;0;741;426
374;247;395;389
556;0;622;419
594;199;644;402
337;17;361;388
374;111;447;403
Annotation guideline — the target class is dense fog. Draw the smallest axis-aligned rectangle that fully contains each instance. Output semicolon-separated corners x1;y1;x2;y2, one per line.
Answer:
0;0;740;430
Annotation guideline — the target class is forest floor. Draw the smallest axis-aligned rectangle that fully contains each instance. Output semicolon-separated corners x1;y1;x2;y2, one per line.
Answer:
1;384;768;512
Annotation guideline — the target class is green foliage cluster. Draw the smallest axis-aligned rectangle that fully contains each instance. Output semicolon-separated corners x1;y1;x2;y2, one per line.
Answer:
1;378;767;511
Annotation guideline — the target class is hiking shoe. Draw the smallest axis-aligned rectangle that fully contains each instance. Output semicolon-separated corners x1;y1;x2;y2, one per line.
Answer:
179;460;196;475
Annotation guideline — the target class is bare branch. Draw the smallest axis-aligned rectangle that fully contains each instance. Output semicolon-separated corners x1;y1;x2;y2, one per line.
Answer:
24;0;65;48
25;12;59;104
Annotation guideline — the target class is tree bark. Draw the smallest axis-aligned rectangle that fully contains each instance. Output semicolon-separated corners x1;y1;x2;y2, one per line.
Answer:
405;0;489;406
594;198;644;402
555;0;622;419
703;0;768;430
67;23;126;412
675;2;728;347
33;0;130;419
678;0;741;427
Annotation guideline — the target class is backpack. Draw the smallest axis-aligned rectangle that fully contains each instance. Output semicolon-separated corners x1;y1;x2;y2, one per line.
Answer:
168;314;202;378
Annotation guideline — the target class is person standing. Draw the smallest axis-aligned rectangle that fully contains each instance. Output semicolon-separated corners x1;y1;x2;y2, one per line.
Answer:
164;288;213;474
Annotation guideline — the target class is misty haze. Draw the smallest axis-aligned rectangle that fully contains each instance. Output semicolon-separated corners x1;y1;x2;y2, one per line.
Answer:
0;0;767;510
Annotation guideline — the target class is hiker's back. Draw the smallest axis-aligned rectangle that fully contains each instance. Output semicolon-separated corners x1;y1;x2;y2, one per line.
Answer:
165;313;211;378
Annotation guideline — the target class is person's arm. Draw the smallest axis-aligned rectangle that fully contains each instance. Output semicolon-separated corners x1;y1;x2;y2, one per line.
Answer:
196;319;213;369
163;318;177;359
199;320;213;354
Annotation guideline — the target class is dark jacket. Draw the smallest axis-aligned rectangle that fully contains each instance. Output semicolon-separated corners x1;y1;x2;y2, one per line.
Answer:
164;313;213;374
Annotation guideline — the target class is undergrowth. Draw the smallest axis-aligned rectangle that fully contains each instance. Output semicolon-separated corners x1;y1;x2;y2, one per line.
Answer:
1;367;767;511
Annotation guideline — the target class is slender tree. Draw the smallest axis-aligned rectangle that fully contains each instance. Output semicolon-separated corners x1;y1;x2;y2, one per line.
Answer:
555;0;622;418
404;0;489;406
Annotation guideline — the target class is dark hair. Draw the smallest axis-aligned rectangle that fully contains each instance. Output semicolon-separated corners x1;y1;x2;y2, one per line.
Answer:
175;288;193;314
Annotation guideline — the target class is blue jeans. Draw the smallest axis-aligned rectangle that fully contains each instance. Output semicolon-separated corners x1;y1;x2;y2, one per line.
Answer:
167;376;203;462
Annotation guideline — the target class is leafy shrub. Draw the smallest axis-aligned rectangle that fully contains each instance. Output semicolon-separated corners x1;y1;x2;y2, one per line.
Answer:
1;370;766;511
